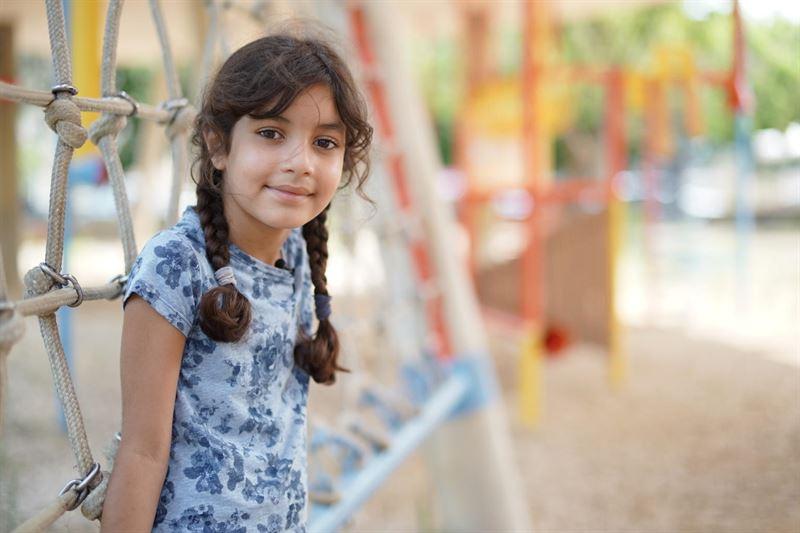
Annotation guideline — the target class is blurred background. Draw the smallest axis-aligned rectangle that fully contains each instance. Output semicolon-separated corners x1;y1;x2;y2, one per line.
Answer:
0;0;798;531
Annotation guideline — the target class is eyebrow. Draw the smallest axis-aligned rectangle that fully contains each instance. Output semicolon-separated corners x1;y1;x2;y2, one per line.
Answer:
251;114;345;133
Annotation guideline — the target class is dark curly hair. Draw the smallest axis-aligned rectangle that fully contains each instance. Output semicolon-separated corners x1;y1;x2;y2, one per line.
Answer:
191;33;372;385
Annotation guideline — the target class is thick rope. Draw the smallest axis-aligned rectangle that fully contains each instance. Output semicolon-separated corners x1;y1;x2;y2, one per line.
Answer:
45;0;72;88
11;492;77;533
149;0;181;100
24;269;95;476
92;0;138;272
0;249;25;438
34;0;97;489
80;433;120;520
100;0;122;95
0;81;176;122
150;0;189;224
166;113;189;225
44;99;87;149
42;95;83;270
199;0;222;86
15;279;126;318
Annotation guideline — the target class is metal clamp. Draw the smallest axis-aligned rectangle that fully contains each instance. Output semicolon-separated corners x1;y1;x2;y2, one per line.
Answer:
114;90;138;117
51;84;78;96
58;462;101;511
38;262;84;307
161;97;189;113
109;273;129;300
110;273;129;287
161;97;190;130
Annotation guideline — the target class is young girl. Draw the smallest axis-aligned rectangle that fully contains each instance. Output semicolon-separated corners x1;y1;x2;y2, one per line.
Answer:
100;33;372;532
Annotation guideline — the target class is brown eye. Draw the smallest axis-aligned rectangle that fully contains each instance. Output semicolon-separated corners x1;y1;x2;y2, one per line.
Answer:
257;129;282;140
315;138;338;150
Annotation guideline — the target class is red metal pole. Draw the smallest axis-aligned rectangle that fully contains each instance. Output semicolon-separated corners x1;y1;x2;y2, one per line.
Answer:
348;6;453;360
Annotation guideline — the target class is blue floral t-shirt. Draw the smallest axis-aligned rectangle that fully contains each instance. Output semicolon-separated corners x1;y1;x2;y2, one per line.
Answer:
122;206;313;532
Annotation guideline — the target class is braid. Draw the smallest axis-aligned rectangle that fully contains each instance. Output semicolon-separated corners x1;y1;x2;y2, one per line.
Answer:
197;180;231;269
294;205;348;384
304;207;330;295
196;179;252;342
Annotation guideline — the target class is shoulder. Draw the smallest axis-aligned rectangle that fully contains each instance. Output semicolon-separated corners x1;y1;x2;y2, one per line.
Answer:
140;228;200;272
135;207;208;275
128;221;208;296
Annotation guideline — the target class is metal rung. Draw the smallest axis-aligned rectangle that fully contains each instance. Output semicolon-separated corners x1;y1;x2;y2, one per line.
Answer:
309;371;472;531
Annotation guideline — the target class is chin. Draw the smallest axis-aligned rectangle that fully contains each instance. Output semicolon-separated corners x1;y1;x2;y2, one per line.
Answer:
258;213;311;230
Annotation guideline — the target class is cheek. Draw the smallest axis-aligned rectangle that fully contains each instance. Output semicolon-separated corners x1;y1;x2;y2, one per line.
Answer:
235;146;273;171
319;158;344;194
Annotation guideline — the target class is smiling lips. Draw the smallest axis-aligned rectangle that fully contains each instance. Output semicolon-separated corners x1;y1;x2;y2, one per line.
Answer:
266;184;312;203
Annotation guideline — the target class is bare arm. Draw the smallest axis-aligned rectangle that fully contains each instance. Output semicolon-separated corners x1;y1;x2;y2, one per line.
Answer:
100;295;185;532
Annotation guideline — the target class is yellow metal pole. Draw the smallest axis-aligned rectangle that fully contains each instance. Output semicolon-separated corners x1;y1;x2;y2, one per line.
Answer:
605;70;627;390
608;194;627;389
518;324;542;425
71;0;102;157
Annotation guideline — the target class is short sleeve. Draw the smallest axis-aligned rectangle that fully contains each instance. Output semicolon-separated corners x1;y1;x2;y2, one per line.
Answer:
122;231;204;337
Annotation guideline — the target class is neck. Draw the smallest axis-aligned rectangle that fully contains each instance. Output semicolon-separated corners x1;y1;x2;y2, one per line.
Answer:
221;201;291;267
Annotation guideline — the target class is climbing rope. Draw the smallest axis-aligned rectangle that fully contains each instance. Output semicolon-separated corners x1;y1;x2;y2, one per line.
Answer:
149;0;190;225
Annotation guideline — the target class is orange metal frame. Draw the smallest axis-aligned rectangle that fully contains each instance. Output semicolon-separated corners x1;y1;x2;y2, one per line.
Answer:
348;6;453;361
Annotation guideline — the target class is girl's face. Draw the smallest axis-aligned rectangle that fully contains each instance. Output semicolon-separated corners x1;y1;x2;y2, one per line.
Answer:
212;83;346;233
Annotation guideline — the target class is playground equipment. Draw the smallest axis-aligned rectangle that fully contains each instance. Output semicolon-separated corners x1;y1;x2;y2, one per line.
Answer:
454;0;753;427
0;0;531;531
635;1;754;308
455;1;627;427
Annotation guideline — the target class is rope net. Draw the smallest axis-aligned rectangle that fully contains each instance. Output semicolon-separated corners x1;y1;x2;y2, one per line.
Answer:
0;0;198;529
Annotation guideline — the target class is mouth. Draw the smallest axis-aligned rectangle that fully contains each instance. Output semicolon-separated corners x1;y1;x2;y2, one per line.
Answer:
265;185;312;203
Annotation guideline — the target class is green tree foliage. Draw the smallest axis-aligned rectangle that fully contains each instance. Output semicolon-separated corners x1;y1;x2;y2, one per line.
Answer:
417;3;799;164
560;4;799;139
748;19;800;131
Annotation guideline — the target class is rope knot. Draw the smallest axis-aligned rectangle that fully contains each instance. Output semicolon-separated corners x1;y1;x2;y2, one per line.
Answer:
88;113;127;146
80;432;120;521
23;265;56;297
165;104;196;140
80;470;110;521
44;98;87;149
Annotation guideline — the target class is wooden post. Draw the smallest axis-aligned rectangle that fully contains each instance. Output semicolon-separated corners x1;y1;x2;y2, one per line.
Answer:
0;23;20;299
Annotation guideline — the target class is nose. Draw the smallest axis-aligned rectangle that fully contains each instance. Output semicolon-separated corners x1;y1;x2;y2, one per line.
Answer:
281;142;314;176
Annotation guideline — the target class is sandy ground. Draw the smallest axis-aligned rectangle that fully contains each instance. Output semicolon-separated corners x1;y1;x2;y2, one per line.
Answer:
1;222;798;532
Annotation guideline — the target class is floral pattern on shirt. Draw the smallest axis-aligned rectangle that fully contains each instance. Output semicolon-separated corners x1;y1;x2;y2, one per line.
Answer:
123;206;312;532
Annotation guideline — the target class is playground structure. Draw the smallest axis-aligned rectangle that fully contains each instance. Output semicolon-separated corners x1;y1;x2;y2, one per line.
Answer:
452;0;753;427
0;1;530;531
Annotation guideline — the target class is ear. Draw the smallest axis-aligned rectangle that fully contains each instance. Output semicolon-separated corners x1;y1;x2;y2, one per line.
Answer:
203;129;227;171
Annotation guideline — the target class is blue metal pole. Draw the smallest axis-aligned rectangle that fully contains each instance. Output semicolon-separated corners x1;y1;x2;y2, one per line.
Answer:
309;371;471;532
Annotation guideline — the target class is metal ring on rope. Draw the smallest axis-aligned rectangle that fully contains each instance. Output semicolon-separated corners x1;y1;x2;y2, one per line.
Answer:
38;262;85;308
108;273;129;299
161;97;188;114
114;90;138;117
58;462;101;512
162;97;195;140
51;84;78;96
